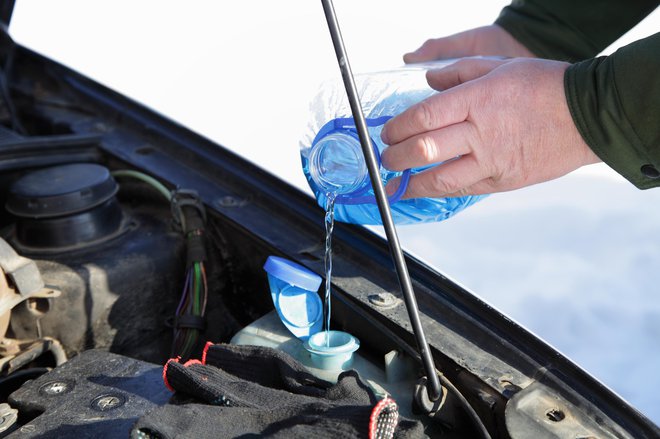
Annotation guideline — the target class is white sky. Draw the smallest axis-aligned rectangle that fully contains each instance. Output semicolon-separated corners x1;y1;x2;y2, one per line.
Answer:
10;0;660;425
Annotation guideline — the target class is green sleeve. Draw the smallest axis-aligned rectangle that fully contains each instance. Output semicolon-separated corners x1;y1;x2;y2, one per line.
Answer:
565;32;660;189
495;0;658;62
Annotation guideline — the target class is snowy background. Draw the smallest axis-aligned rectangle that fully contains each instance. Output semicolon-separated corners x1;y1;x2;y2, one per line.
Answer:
11;0;660;425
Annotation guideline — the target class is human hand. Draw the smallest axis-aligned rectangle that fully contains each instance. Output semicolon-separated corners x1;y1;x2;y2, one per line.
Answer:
403;25;535;63
380;58;601;198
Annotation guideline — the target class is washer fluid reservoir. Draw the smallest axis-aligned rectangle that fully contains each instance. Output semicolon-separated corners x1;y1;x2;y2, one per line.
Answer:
231;256;418;415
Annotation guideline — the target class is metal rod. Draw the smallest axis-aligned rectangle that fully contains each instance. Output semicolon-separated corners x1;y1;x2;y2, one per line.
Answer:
320;0;441;402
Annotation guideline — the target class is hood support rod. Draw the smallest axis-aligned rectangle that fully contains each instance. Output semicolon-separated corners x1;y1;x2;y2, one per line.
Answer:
320;0;441;402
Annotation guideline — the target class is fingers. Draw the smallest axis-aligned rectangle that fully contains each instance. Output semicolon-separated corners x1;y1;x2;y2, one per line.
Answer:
403;26;536;64
426;58;509;91
381;122;474;171
381;87;471;146
386;155;491;199
403;34;468;63
381;58;509;146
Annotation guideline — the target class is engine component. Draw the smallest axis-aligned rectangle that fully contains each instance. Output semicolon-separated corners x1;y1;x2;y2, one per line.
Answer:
5;163;124;251
0;238;63;375
0;237;59;341
0;403;18;434
7;175;183;362
7;350;171;437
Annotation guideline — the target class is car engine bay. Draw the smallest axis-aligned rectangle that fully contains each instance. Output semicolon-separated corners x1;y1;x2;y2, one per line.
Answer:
0;21;656;439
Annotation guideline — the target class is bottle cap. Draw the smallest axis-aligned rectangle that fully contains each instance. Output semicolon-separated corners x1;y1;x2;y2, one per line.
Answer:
263;256;323;341
264;256;322;291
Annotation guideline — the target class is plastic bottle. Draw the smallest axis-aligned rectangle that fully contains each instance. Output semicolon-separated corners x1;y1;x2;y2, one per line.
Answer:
300;61;486;225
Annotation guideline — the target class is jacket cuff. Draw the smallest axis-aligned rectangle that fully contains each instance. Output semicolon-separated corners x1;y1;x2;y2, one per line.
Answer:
564;33;660;189
495;3;600;62
495;0;658;63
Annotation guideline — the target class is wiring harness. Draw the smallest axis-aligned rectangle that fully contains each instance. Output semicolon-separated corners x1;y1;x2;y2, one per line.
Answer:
111;171;208;361
170;190;208;360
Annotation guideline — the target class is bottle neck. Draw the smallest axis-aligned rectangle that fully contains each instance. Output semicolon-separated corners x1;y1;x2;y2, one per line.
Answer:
309;132;368;195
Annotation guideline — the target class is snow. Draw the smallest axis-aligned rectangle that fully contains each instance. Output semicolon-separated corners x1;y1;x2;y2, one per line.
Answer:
396;169;660;423
11;0;660;426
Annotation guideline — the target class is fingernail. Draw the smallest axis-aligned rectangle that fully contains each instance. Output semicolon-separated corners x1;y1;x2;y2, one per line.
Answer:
381;148;390;169
403;52;420;64
380;124;390;144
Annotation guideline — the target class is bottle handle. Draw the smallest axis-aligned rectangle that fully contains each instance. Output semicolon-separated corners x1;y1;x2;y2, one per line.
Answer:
312;116;411;206
336;169;410;205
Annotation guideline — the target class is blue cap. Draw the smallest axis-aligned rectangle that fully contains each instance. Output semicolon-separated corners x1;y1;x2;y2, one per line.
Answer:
263;256;322;291
264;256;323;341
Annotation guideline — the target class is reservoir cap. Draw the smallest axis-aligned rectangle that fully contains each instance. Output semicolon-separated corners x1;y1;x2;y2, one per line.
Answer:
6;163;118;218
264;256;322;291
263;256;323;341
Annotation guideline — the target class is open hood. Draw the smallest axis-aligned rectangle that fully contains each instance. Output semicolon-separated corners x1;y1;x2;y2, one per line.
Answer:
0;4;656;438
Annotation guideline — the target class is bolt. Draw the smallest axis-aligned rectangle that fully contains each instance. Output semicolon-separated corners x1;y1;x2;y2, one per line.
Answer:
368;292;400;309
499;377;522;396
218;196;236;207
94;122;109;132
217;195;249;208
91;393;126;411
39;380;73;396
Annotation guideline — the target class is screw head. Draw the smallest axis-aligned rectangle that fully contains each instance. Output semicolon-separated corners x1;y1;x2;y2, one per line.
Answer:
39;380;74;396
216;196;248;208
20;425;36;433
91;393;126;412
368;292;400;309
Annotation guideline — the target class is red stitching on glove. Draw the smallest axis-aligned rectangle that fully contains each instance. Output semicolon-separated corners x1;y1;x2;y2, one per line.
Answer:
369;397;398;439
162;357;181;392
202;341;214;365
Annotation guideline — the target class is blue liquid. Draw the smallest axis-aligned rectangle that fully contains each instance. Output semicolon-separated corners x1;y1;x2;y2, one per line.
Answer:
323;194;335;347
301;88;485;225
301;149;486;226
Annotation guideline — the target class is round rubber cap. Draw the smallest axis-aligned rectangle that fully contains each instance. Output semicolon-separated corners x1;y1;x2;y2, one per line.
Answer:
6;163;118;218
263;256;322;292
276;284;323;329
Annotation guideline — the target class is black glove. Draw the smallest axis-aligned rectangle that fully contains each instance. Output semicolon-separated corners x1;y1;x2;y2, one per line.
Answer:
131;343;424;438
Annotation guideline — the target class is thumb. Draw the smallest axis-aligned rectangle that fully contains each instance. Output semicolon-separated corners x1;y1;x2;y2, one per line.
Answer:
404;38;451;63
404;30;479;63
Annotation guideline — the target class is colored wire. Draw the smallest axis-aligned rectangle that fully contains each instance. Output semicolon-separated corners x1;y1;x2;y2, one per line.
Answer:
113;170;206;360
201;263;208;315
172;260;209;360
175;270;192;316
111;170;172;201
